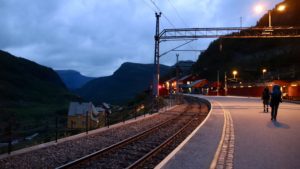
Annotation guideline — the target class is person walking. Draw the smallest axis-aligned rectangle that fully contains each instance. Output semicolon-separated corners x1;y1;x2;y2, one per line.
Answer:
270;85;283;121
261;87;270;112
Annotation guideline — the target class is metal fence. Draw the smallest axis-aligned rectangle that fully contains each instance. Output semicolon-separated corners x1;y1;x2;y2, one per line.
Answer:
0;96;180;155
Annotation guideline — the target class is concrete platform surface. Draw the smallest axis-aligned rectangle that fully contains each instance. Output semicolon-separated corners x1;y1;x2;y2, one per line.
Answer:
156;98;225;169
157;95;300;169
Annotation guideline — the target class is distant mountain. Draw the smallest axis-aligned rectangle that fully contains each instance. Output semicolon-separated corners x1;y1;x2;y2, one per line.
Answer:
175;60;195;75
56;70;95;90
192;0;300;81
0;50;79;128
76;62;171;104
160;60;195;82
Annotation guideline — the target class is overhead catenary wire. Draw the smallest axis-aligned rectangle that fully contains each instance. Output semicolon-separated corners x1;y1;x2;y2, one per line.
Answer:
143;0;177;30
167;0;189;28
142;0;157;13
149;0;176;28
166;0;198;54
147;0;200;59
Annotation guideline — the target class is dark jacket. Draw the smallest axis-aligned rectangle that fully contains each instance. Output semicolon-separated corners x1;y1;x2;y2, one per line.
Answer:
270;85;282;106
262;90;270;101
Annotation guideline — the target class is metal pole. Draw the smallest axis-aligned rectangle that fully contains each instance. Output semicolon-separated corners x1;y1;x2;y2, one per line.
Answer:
176;53;179;104
123;110;125;123
55;116;58;143
85;111;88;134
217;70;219;96
8;117;12;154
107;112;110;128
153;12;161;98
176;53;179;94
225;72;227;96
268;10;272;27
105;109;110;128
240;17;243;28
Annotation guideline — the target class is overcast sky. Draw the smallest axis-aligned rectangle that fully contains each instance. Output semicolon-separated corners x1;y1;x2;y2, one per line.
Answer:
0;0;282;77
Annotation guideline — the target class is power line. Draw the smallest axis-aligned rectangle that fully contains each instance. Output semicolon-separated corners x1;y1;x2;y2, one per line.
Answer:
144;0;174;28
142;0;156;13
148;0;199;58
149;0;176;28
149;0;162;12
166;0;197;53
167;0;189;28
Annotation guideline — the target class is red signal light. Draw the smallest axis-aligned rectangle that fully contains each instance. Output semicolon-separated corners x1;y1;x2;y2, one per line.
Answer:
158;85;162;89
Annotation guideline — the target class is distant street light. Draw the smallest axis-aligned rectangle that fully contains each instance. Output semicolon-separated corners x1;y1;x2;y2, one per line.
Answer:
277;5;286;12
262;68;267;79
232;70;238;79
254;4;287;27
254;5;264;13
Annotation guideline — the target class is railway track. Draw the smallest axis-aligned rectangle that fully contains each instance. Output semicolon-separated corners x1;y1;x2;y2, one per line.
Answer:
56;97;209;169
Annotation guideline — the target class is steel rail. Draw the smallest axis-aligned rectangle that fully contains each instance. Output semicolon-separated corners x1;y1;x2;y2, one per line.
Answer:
126;117;196;169
56;105;191;169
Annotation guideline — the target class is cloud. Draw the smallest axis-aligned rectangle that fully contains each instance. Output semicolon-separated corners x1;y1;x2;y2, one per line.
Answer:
0;0;282;77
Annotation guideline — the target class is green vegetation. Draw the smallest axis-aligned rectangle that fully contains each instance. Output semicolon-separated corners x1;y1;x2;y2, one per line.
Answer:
108;91;168;125
0;50;81;153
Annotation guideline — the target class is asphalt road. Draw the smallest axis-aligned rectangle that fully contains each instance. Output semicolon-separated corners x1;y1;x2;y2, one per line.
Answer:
206;96;300;169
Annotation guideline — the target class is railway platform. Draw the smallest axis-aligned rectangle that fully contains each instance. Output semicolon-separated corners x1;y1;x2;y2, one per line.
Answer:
157;95;300;169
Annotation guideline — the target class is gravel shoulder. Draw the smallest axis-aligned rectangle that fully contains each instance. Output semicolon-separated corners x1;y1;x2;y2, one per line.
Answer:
0;105;188;169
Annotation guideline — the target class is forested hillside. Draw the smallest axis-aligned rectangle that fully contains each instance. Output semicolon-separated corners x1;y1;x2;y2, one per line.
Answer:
0;50;79;131
192;0;300;81
76;62;171;104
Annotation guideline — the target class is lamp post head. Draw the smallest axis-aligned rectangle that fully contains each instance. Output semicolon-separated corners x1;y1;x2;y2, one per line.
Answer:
262;69;267;73
254;4;264;14
277;4;286;12
232;70;238;76
254;4;286;13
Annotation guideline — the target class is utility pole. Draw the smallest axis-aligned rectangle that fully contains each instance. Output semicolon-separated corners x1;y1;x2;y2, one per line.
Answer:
224;72;227;96
268;10;272;27
176;53;179;94
8;116;12;154
55;116;58;143
240;17;243;28
85;111;88;134
176;53;179;104
217;70;219;96
153;12;161;98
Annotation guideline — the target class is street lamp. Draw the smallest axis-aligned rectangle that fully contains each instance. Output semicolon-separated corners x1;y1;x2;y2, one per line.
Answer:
254;4;286;27
262;68;267;79
277;5;286;12
232;70;238;80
